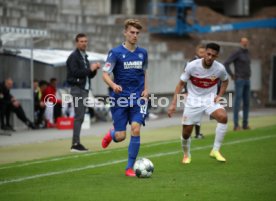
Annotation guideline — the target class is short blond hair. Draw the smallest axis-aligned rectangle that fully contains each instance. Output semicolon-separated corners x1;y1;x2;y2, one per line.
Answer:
195;44;205;51
124;19;143;30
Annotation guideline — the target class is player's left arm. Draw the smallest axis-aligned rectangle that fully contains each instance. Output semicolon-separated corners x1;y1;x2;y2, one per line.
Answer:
215;67;229;103
215;79;228;101
141;71;148;98
141;51;149;99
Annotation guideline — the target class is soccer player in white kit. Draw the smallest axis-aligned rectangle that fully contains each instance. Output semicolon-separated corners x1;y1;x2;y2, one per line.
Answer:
168;43;229;164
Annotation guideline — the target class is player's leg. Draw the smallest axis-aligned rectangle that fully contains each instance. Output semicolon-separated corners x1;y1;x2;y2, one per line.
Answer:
181;105;203;164
242;80;250;129
124;101;147;176
102;106;128;148
194;123;204;139
181;125;193;164
209;105;228;162
233;80;243;130
124;121;141;176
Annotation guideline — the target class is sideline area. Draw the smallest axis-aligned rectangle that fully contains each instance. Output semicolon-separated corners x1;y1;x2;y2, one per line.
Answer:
0;108;275;165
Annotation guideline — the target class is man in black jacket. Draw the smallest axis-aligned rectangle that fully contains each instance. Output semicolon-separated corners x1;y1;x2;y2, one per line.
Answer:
0;78;35;130
66;33;101;152
224;37;251;131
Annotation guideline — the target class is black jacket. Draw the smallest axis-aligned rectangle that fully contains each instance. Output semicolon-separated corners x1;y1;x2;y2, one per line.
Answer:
224;48;251;80
0;82;12;104
66;49;97;89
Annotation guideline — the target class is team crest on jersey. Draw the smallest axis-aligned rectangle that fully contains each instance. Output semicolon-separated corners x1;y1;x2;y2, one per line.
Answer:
122;54;126;58
138;53;143;59
210;75;217;81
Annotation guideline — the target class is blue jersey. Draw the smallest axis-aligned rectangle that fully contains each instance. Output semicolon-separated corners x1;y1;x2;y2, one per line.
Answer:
103;44;148;98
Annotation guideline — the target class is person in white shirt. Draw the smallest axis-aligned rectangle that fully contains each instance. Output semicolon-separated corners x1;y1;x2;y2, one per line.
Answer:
168;43;229;164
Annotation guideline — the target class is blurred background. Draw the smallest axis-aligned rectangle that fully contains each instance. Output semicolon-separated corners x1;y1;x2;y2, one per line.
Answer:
0;0;275;126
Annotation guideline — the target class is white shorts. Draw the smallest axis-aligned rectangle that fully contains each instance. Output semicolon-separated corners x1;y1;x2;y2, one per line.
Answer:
182;103;224;125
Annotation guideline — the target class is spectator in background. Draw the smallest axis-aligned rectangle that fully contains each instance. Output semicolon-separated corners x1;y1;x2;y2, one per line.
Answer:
61;87;75;118
43;78;63;127
33;80;48;128
224;37;251;131
0;78;35;130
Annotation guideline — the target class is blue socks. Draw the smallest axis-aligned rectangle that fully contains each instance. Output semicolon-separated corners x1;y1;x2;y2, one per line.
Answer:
126;135;140;170
110;129;118;142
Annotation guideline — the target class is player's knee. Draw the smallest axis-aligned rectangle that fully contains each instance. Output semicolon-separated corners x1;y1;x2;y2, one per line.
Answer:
182;133;190;139
182;125;192;139
116;135;126;142
115;131;126;142
217;114;227;124
131;126;140;136
131;123;141;136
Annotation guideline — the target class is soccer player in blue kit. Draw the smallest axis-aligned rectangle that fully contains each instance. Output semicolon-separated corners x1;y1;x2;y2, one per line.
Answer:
101;19;149;177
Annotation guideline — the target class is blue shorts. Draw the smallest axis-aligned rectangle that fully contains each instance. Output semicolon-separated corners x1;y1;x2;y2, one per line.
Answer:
110;100;148;132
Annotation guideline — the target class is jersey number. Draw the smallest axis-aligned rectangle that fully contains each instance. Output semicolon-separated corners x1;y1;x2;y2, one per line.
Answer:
140;103;148;115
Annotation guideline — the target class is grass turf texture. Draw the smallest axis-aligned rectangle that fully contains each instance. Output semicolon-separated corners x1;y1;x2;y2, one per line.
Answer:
0;125;276;201
0;115;275;165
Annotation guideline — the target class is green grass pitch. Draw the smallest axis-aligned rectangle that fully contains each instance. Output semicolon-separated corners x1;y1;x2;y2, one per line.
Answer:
0;125;275;201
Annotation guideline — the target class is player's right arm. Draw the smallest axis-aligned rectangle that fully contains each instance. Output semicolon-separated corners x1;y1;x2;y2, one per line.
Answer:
102;72;122;94
168;64;191;117
102;50;122;94
167;80;186;118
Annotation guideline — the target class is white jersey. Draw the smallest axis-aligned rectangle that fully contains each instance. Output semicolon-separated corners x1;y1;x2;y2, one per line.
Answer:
180;58;228;99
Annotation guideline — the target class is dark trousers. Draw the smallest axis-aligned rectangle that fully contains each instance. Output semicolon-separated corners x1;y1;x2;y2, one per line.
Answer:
71;86;88;145
1;102;29;127
54;103;62;122
233;79;250;128
34;106;45;126
0;103;4;128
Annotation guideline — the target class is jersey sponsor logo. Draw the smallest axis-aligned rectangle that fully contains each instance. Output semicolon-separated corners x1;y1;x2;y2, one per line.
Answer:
123;61;143;69
190;76;219;88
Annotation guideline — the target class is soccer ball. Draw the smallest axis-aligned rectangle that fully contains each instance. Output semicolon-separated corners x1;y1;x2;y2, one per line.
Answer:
133;158;154;178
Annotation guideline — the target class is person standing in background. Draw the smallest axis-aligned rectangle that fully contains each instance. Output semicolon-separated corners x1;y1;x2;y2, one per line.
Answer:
66;33;101;152
224;37;251;131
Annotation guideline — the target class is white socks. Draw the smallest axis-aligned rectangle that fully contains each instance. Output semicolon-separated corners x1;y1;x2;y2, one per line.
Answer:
181;136;191;157
213;123;228;151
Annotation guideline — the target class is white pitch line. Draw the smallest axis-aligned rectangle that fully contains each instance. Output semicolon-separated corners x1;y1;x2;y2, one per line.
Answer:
0;159;127;185
0;150;113;170
0;139;180;170
0;134;275;186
